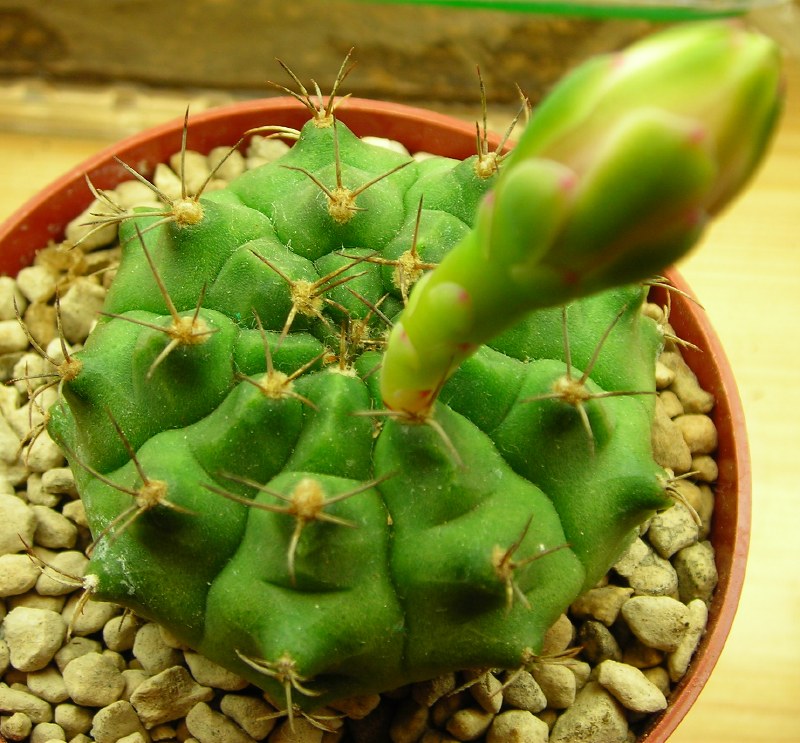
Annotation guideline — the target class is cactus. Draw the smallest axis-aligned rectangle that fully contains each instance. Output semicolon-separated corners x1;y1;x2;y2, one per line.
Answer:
47;21;780;713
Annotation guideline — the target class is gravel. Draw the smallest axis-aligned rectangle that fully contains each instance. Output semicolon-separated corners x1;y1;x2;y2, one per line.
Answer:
0;136;721;742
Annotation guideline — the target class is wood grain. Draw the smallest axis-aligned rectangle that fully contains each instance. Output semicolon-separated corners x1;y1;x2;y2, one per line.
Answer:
0;53;798;743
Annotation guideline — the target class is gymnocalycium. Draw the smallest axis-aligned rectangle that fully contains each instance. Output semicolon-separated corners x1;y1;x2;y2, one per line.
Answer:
45;21;781;713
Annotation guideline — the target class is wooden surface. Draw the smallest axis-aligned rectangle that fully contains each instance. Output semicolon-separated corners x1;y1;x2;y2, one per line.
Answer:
0;54;799;743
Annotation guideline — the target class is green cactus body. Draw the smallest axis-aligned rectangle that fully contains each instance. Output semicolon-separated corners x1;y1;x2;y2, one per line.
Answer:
48;21;781;712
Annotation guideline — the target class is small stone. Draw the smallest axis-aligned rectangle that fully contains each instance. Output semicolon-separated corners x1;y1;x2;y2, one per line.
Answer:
642;666;671;698
621;596;690;652
120;668;150;702
661;351;714;414
501;670;547;713
117;734;148;743
207;146;246;182
3;606;67;671
327;692;381;720
169;150;211;196
270;717;324;743
577;620;622;664
41;468;78;497
540;613;574;655
30;720;66;743
467;671;504;714
185;702;257;743
388;698;429;743
90;700;149;743
412;672;457;708
54;703;93;738
0;685;53;723
26;472;61;508
668;598;709;682
673;414;718;455
621;639;664;670
64;199;119;251
549;682;628;743
133;623;183;675
570;586;633;627
647;503;700;560
129;666;214;728
651;397;693;473
62;653;126;707
27;665;69;703
529;663;576;709
596;660;668;713
445;706;494;740
220;694;278;739
487;710;549;743
54;637;102;673
58;279;106;344
62;500;89;529
0;493;36;555
673;540;718;605
690;454;718;483
22;302;57;348
1;711;33;741
31;505;78;550
63;595;119;637
627;552;679;597
0;320;28;355
24;431;66;473
658;389;684;418
0;276;27;320
15;266;58;304
0;552;41;595
0;414;21;466
36;551;88;596
184;651;248;691
103;613;141;653
612;538;650;579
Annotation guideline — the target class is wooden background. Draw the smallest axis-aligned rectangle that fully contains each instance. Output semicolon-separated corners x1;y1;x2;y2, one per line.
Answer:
0;8;799;742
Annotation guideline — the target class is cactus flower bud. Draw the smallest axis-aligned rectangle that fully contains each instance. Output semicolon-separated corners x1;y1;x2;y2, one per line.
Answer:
381;20;782;415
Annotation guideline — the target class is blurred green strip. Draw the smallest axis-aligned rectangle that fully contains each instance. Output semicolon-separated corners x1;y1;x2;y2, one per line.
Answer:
356;0;784;20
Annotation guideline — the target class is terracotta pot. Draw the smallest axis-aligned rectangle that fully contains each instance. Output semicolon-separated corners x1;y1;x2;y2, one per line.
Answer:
0;97;750;742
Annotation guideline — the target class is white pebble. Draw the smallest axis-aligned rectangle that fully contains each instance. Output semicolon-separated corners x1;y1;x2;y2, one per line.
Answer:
1;710;33;740
501;670;547;713
487;709;549;743
0;276;28;320
65;199;119;251
36;551;88;596
446;706;494;740
0;684;54;723
570;585;633;627
220;693;278;740
129;665;214;727
32;504;78;549
0;319;31;354
621;596;690;652
54;703;93;738
549;682;628;743
648;502;700;560
90;700;149;743
0;552;41;596
30;720;65;743
24;430;66;474
184;650;248;691
27;665;69;704
673;540;718;605
596;659;668;713
530;663;576;709
132;622;182;674
103;613;141;653
269;716;324;743
3;606;67;671
185;701;257;743
64;596;119;637
54;636;102;673
674;414;718;455
15;266;59;304
62;653;126;707
668;598;709;682
57;279;106;344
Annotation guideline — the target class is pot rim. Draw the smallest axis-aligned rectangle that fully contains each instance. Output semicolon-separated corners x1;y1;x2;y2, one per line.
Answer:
0;95;751;742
